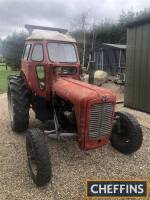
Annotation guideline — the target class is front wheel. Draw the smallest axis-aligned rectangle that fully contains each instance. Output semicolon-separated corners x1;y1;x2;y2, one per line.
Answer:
26;128;52;186
110;112;143;154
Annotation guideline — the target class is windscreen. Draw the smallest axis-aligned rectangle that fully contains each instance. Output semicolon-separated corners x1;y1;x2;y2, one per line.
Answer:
48;43;77;62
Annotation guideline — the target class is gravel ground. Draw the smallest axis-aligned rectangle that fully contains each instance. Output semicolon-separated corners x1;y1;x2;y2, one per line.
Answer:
0;93;150;200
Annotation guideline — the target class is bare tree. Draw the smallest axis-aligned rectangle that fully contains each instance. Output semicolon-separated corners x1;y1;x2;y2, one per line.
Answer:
69;10;90;67
80;13;87;67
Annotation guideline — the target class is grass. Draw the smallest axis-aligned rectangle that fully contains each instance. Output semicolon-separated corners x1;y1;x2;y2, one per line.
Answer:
0;65;19;92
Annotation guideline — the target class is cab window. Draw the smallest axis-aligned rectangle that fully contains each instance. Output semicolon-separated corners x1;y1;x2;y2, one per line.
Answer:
48;42;77;62
32;44;44;61
23;44;31;60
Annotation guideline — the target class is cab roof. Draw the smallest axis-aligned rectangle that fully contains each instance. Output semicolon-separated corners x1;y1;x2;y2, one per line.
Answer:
26;30;76;43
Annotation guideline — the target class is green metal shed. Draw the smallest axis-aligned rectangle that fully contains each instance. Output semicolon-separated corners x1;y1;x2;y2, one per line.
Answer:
124;17;150;113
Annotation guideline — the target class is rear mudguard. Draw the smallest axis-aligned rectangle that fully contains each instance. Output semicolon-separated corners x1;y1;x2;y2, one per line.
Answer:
53;78;116;150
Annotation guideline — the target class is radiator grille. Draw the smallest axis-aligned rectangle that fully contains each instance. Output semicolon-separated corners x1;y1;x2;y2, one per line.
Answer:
88;103;113;139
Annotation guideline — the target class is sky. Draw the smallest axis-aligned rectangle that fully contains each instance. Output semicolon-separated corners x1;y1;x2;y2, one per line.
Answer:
0;0;150;37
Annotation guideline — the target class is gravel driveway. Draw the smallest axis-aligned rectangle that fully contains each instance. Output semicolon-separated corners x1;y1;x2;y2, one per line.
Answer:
0;93;150;200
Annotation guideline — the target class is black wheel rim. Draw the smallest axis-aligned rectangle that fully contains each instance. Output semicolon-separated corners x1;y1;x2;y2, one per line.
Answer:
26;138;38;177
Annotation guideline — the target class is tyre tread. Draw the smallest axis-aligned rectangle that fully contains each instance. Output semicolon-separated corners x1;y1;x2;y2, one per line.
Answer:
26;128;52;186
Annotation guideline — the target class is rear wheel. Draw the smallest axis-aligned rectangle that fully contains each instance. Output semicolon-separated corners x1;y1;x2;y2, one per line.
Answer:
7;75;29;132
26;128;52;186
111;112;143;154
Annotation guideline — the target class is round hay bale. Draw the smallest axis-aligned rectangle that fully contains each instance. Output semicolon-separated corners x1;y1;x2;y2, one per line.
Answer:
94;70;108;86
82;70;108;86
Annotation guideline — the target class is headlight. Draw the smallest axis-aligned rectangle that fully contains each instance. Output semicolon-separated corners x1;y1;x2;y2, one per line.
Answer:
54;67;62;74
54;67;77;75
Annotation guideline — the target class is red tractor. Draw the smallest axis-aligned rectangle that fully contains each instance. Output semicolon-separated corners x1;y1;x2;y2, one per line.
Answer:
7;25;142;186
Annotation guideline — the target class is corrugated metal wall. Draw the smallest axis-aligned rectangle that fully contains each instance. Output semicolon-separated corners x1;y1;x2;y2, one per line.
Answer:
124;22;150;113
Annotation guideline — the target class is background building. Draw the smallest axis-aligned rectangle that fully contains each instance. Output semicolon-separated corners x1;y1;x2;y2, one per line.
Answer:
93;43;126;76
125;17;150;113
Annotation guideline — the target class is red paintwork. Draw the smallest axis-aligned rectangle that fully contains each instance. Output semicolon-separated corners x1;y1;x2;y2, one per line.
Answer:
21;39;116;150
52;78;116;150
21;40;80;99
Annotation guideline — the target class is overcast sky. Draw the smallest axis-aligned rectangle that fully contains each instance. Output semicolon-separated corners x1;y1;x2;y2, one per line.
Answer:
0;0;150;37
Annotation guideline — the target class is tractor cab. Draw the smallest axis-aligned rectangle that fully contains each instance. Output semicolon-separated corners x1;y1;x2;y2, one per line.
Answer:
21;25;80;97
